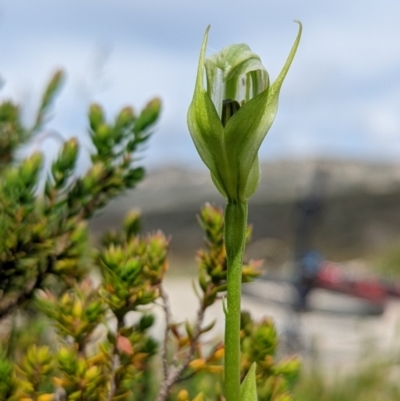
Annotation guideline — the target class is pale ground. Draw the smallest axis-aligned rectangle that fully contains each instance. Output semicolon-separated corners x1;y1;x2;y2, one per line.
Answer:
148;276;400;373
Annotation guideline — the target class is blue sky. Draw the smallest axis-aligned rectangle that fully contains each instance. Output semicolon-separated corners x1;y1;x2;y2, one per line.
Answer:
1;0;400;169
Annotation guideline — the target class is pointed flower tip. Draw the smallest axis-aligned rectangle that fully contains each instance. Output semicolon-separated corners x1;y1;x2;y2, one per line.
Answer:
202;25;211;46
195;26;211;92
271;20;302;92
293;20;303;37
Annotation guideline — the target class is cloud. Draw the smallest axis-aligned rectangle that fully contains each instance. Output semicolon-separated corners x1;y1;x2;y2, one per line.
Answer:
1;0;400;167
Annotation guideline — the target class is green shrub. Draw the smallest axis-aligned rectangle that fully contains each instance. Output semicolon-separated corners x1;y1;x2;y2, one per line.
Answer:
0;71;299;401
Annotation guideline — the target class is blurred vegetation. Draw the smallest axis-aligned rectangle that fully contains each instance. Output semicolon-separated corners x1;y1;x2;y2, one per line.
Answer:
367;238;400;278
171;351;400;401
294;353;400;401
0;71;300;400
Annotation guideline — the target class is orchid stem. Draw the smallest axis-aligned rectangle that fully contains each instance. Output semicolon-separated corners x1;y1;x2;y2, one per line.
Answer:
224;200;248;401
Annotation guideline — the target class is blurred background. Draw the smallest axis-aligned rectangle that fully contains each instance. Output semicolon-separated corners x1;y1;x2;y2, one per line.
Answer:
2;1;400;396
2;0;400;167
2;0;400;260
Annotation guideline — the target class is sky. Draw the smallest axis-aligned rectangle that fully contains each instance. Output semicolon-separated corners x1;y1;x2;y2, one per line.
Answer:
1;0;400;170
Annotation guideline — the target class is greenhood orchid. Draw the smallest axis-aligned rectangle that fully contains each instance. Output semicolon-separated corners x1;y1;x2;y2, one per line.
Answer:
187;23;302;202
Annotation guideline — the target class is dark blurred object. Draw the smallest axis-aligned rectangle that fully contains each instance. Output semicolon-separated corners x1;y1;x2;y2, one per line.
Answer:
294;168;329;260
293;168;328;310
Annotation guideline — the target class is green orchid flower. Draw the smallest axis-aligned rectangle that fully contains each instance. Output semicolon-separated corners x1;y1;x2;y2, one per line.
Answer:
187;24;302;401
187;22;302;202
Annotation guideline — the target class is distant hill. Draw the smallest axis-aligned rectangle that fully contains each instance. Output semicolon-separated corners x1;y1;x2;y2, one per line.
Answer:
90;159;400;261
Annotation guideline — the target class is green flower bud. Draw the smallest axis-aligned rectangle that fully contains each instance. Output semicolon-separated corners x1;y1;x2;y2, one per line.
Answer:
116;106;135;128
19;152;43;187
22;346;54;383
101;244;125;269
199;268;209;292
51;137;79;187
253;323;277;355
82;162;105;193
134;98;161;133
91;123;113;154
188;24;301;202
59;137;79;169
42;70;64;106
122;258;141;281
33;70;65;132
89;103;105;131
84;366;100;382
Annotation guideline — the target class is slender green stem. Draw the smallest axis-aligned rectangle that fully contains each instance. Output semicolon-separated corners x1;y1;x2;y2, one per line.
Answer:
224;200;248;401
